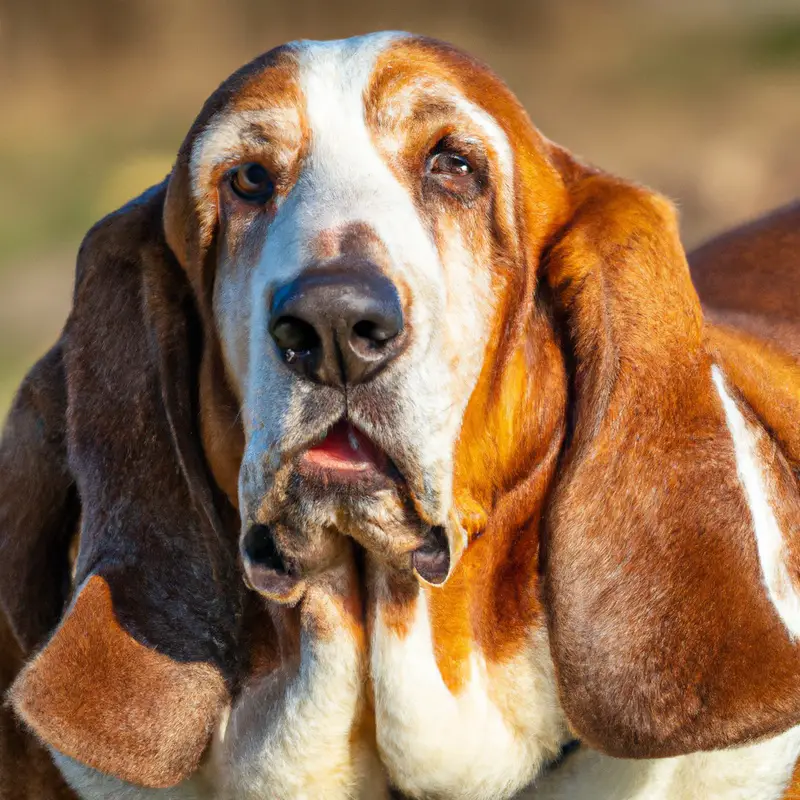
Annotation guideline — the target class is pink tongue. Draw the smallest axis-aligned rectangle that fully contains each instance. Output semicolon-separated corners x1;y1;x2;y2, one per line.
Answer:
304;422;383;470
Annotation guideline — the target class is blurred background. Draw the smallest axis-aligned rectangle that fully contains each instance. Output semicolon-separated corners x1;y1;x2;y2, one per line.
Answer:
1;0;799;418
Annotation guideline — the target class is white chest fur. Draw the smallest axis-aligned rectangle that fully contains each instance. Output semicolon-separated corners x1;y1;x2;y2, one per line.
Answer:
370;585;568;800
530;724;800;800
50;751;214;800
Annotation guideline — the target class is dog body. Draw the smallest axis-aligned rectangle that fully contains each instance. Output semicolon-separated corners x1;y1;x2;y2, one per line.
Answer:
1;32;800;800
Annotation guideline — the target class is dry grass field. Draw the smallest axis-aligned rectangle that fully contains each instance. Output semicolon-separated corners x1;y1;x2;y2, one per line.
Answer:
1;0;799;417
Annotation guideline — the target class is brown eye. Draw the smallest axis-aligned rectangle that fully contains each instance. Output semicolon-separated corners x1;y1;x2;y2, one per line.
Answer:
427;151;473;177
230;163;274;202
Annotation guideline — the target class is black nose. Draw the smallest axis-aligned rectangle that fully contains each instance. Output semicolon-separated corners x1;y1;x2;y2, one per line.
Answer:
269;262;405;386
241;524;301;600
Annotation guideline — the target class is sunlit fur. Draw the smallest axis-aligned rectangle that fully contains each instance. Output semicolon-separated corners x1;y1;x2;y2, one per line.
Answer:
199;34;536;581
5;22;800;800
181;32;573;798
531;726;800;800
156;32;800;800
712;366;800;639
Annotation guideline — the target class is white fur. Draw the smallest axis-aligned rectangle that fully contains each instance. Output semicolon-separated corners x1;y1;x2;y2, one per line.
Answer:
204;33;513;541
189;108;301;242
371;583;567;800
47;37;800;800
712;365;800;639
50;752;214;800
531;724;800;800
48;609;384;800
206;33;554;799
190;108;301;197
215;618;386;799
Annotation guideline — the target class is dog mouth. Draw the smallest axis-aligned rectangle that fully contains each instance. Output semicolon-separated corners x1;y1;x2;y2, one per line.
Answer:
247;416;457;588
297;419;396;489
289;418;454;583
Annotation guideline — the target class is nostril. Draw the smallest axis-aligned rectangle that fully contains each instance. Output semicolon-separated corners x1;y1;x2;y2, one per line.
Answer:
242;524;290;575
271;316;321;354
352;319;398;345
270;267;405;386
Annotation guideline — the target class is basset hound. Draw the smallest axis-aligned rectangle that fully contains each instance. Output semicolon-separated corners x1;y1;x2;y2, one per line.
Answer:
1;31;799;800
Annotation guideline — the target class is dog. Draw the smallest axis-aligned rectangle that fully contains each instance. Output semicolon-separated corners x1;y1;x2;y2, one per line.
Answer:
1;32;798;800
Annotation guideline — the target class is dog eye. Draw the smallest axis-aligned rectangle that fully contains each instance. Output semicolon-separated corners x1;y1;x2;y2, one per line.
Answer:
230;163;275;202
427;151;473;177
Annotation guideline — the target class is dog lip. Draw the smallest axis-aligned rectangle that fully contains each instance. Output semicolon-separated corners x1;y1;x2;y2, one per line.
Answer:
411;525;451;585
298;419;392;482
243;563;303;599
240;523;306;602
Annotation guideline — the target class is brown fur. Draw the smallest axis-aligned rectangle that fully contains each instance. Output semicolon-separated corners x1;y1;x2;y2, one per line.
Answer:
0;347;79;798
11;576;228;788
2;32;799;792
544;180;800;757
2;184;243;788
362;36;572;689
0;614;75;799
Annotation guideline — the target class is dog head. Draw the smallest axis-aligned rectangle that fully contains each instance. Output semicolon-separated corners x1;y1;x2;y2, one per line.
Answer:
163;33;571;599
5;34;800;794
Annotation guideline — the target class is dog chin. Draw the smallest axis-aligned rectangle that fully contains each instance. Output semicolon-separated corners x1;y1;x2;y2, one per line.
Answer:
280;469;429;569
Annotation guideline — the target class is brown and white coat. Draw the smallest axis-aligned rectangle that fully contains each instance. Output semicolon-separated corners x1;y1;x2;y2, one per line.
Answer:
1;32;799;800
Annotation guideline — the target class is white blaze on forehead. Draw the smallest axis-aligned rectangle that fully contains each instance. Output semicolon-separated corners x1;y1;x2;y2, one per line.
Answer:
245;32;448;368
291;33;438;276
712;365;800;640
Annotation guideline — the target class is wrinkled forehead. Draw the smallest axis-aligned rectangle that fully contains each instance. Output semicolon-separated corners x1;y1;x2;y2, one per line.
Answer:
188;32;527;186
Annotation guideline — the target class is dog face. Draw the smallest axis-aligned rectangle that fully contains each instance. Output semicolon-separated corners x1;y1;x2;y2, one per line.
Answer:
168;33;567;598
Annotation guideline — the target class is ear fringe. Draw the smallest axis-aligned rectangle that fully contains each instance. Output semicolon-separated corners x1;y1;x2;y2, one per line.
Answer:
11;575;228;789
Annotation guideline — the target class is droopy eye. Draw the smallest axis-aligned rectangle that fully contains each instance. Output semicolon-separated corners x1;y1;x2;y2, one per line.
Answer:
230;163;275;202
427;151;473;177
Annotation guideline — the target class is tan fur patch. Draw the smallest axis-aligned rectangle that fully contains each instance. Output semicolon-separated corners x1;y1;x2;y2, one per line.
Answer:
10;575;229;789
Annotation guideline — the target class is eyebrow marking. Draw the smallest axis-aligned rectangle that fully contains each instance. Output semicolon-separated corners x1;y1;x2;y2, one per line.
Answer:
445;94;514;184
190;107;300;200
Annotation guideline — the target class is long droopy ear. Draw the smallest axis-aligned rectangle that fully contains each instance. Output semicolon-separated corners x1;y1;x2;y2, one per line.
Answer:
0;346;77;654
8;183;242;788
543;153;800;758
0;346;82;799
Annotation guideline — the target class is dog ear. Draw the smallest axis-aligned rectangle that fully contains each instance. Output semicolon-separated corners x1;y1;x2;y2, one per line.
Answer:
542;152;800;758
0;345;77;654
9;182;242;788
0;344;87;799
